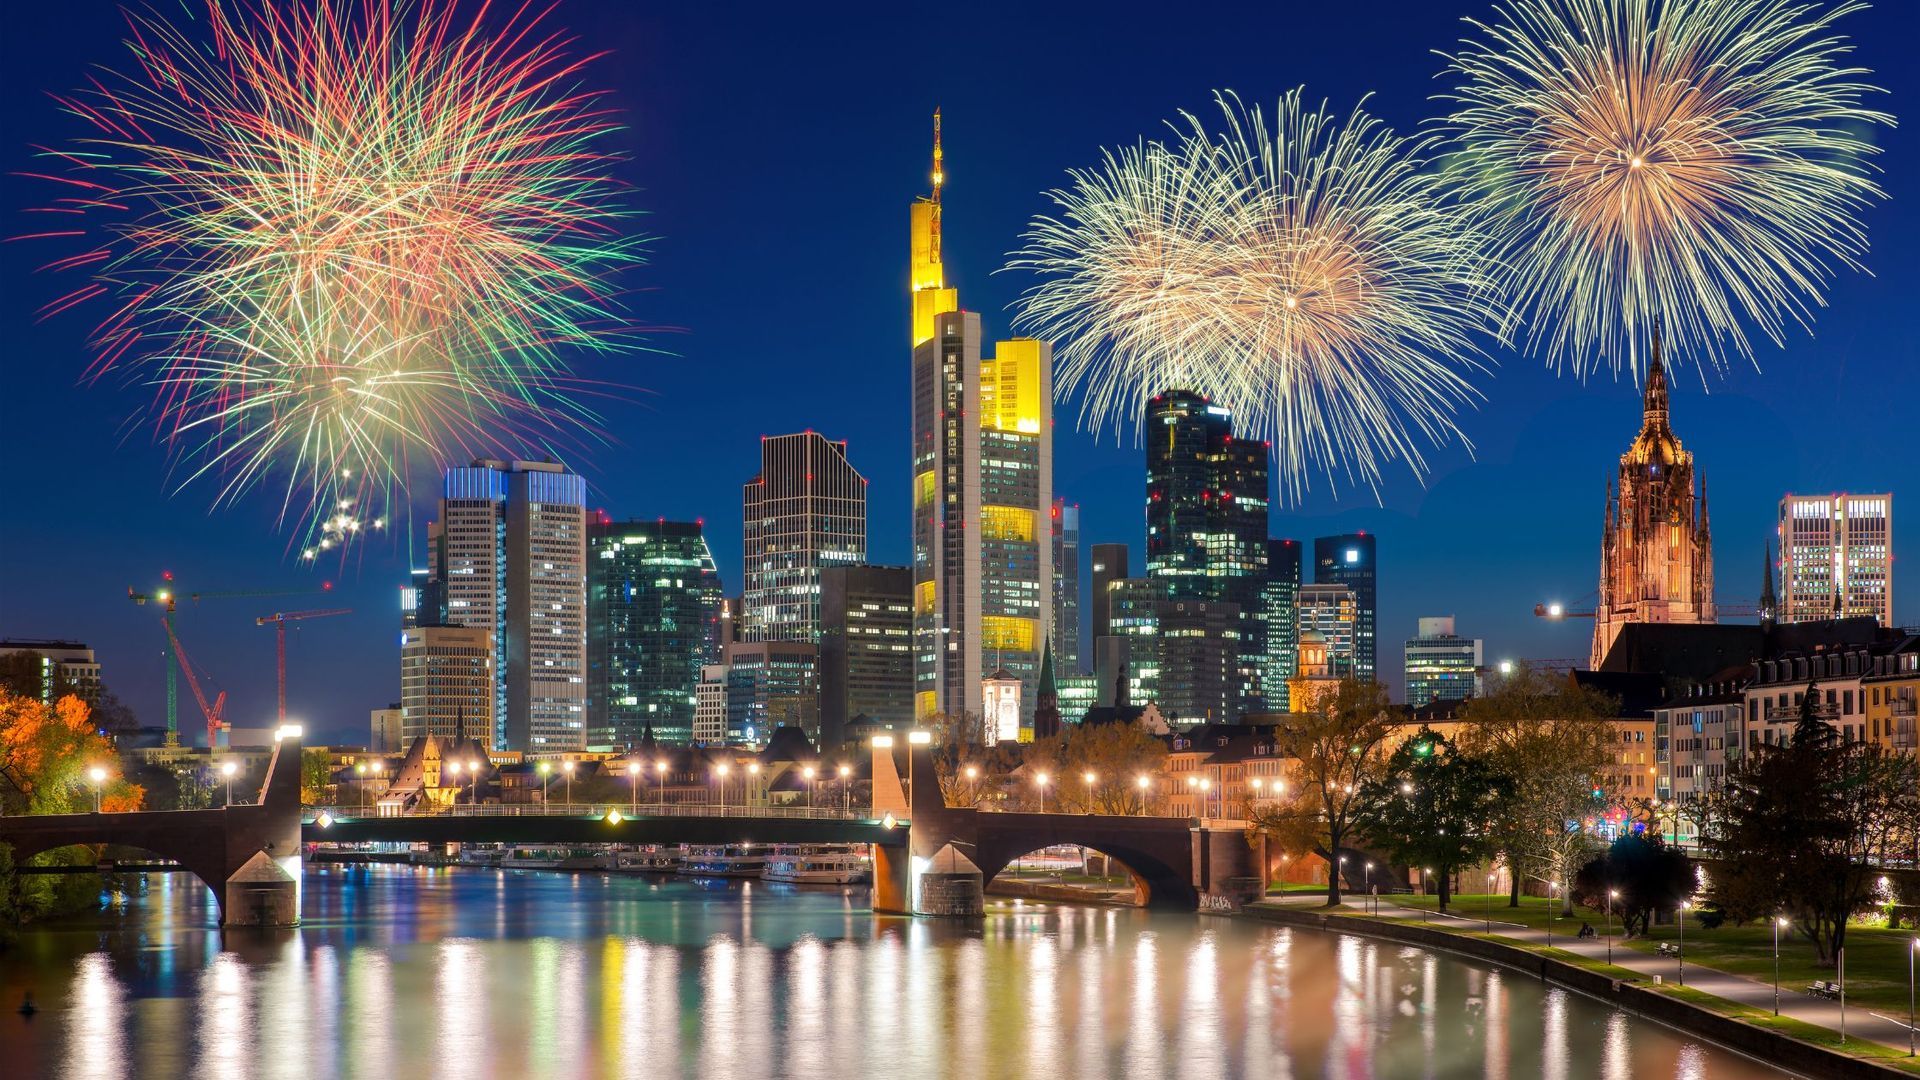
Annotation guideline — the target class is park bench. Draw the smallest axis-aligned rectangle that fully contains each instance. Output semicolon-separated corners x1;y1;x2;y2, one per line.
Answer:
1804;981;1840;1000
1656;943;1683;957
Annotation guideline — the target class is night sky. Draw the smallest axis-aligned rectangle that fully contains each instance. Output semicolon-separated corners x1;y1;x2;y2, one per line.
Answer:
2;1;1915;744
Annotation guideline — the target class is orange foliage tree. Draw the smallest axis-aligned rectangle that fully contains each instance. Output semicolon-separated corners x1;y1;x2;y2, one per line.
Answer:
0;689;145;816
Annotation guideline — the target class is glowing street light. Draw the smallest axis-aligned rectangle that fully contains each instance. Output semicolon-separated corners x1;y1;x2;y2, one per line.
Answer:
748;761;762;807
655;759;668;807
802;764;816;809
1607;889;1620;963
838;763;852;811
1775;916;1789;1014
89;765;108;813
354;761;367;811
562;759;575;807
222;760;239;808
1082;771;1097;813
627;761;641;813
1135;774;1151;816
1034;771;1050;814
716;762;731;810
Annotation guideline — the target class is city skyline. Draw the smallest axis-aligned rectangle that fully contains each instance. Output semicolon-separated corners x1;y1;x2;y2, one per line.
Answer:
1;0;1916;744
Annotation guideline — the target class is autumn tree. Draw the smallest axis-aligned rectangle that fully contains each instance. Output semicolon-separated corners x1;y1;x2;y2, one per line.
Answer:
1248;677;1397;905
1460;668;1616;911
926;712;1020;808
0;690;144;815
1359;728;1515;910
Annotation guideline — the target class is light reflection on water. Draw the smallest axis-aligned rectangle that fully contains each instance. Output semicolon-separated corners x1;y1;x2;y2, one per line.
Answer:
0;865;1790;1080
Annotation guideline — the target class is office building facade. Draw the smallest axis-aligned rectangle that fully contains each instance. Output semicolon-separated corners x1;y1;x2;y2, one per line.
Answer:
1052;499;1083;675
1778;494;1893;625
1261;539;1302;711
1297;584;1358;677
431;460;587;750
1155;599;1242;722
910;113;1053;723
819;565;916;748
399;625;493;745
1313;534;1376;684
0;640;101;703
722;640;819;746
587;518;723;749
1403;616;1482;708
742;432;867;642
1089;543;1129;647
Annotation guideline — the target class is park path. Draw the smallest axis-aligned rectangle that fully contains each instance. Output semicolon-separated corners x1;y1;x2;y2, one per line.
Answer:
1302;893;1920;1057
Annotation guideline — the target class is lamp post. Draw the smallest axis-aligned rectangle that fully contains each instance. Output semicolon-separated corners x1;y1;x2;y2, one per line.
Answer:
748;761;762;807
562;760;575;808
355;762;367;811
1082;771;1097;814
627;761;641;814
1338;854;1347;900
1908;937;1916;1056
466;759;479;807
369;759;383;814
1365;862;1374;916
1606;889;1619;963
1035;772;1050;814
536;761;550;813
222;760;238;808
838;764;851;811
716;762;731;811
1135;775;1151;816
964;765;980;808
1487;872;1497;934
89;765;107;813
803;765;816;810
1677;900;1688;985
1774;916;1787;1014
447;761;462;810
656;759;668;806
1199;777;1213;820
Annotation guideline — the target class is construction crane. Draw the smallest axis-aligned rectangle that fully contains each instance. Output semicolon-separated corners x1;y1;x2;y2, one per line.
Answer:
159;616;228;749
129;574;336;745
257;608;352;723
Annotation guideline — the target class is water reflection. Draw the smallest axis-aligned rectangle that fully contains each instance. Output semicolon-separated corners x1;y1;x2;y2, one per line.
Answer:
0;866;1790;1080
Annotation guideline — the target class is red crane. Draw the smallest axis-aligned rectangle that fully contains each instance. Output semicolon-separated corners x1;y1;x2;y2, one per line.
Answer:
158;616;228;749
257;608;352;723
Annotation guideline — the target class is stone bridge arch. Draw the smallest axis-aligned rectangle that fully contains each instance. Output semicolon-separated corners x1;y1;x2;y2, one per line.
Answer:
969;813;1199;911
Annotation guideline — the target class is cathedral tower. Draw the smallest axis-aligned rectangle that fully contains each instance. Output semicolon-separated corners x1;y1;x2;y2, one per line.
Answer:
1591;340;1715;668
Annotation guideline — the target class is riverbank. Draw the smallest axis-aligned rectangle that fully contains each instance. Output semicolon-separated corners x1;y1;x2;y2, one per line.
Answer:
1243;901;1920;1078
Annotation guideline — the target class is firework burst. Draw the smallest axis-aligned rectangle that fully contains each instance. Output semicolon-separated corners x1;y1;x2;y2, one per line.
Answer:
27;0;642;551
1010;90;1496;501
1440;0;1892;379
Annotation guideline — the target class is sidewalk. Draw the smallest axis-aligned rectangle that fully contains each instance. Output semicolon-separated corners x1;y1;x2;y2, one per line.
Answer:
1338;893;1920;1056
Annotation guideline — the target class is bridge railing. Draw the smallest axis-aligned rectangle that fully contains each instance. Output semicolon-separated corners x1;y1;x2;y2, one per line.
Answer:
307;802;873;823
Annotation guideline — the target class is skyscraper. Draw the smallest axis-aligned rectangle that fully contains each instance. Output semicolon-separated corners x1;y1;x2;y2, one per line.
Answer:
910;112;1053;722
819;565;916;747
1099;577;1165;707
723;640;819;746
1313;534;1376;684
1592;347;1714;668
1778;494;1893;625
1146;390;1270;709
399;625;493;745
1261;539;1302;712
1155;598;1242;722
1089;543;1129;648
432;460;587;751
587;518;723;749
1052;498;1083;675
1298;584;1358;677
1403;616;1483;708
742;431;867;642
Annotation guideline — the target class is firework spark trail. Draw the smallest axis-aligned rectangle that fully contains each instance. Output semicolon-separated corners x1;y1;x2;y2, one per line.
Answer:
28;0;643;554
1440;0;1892;380
1010;90;1497;502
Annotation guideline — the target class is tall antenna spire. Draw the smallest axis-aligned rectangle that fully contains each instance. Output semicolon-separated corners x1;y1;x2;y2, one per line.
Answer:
930;108;944;264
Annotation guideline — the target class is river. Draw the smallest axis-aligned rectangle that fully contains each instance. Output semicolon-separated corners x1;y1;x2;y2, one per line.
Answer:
0;865;1788;1079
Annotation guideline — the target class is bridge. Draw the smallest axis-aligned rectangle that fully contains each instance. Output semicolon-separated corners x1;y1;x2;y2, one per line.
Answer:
0;733;305;926
304;804;904;850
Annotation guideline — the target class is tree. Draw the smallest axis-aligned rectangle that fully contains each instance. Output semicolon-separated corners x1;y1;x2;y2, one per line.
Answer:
1359;727;1516;910
0;690;144;815
1459;667;1617;910
1060;721;1168;815
1572;832;1694;938
1247;677;1397;905
301;749;337;805
926;711;1019;807
1709;683;1920;965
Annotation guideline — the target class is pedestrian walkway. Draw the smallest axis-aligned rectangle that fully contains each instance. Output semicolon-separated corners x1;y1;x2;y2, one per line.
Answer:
1353;895;1919;1056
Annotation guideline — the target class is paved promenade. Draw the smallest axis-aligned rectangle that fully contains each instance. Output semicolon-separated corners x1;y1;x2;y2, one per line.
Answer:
1264;892;1920;1057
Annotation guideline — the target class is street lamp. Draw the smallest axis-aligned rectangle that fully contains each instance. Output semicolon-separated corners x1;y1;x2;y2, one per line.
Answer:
627;761;641;814
1035;771;1050;813
1082;771;1097;813
537;761;551;814
748;761;762;807
1198;777;1213;820
1364;861;1374;916
1774;916;1788;1014
1606;889;1619;963
802;765;816;810
1487;872;1497;933
355;762;367;811
716;762;731;810
89;765;107;813
446;761;462;810
1136;774;1151;816
466;759;479;807
222;760;239;808
562;760;575;808
838;763;851;811
655;759;668;807
1678;900;1688;985
1908;937;1917;1056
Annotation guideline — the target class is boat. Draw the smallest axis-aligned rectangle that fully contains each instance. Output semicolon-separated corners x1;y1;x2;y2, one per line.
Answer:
676;845;768;878
616;848;679;872
763;848;869;885
500;847;614;871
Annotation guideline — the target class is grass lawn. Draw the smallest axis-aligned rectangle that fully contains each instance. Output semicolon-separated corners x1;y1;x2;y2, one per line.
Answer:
1267;882;1333;895
1387;893;1920;1018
